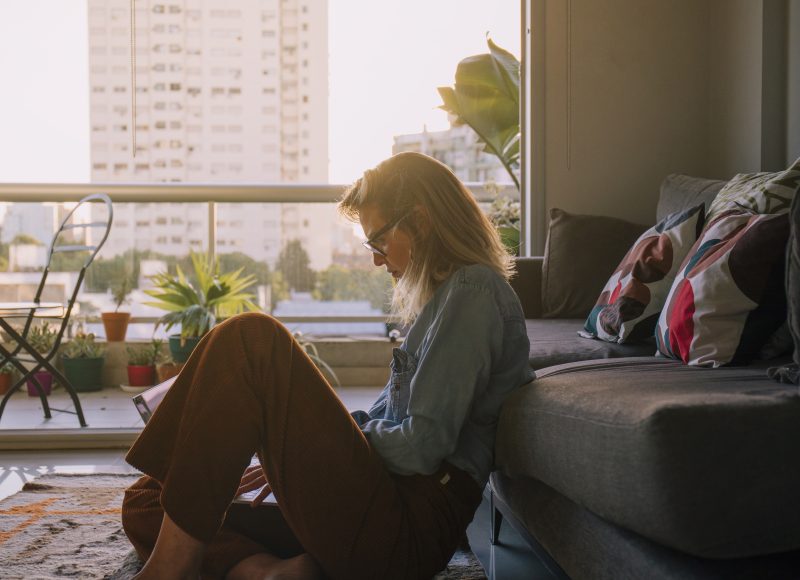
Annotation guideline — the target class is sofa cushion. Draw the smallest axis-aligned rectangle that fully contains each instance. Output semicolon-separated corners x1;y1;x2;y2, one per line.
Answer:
524;319;654;370
656;174;726;222
495;357;800;558
656;211;788;367
582;204;705;344
706;156;800;221
541;209;648;319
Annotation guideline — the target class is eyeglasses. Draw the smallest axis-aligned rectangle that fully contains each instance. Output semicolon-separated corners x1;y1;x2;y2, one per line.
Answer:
362;212;409;257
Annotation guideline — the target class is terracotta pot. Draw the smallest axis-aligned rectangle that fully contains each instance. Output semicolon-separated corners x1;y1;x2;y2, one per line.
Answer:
156;362;183;383
26;371;53;397
127;365;156;387
102;312;131;342
0;373;11;395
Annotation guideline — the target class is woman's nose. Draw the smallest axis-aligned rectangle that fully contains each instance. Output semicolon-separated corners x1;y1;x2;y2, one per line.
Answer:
373;252;386;267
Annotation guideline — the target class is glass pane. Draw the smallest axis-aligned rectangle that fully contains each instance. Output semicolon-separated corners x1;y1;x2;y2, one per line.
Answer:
0;1;521;431
0;0;520;185
216;202;392;336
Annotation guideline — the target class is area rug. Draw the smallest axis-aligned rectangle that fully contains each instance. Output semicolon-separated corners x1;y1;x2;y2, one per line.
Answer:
0;473;486;579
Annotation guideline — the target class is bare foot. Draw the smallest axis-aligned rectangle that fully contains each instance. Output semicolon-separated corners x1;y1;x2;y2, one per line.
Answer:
226;553;323;580
134;513;205;579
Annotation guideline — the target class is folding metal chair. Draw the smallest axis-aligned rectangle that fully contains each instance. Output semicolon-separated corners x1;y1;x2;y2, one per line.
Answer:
0;193;113;427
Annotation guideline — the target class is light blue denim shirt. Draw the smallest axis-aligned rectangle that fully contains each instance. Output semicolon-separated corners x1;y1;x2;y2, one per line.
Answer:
351;264;535;488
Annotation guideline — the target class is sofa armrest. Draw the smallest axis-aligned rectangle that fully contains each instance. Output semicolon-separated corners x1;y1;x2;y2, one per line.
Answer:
510;257;543;319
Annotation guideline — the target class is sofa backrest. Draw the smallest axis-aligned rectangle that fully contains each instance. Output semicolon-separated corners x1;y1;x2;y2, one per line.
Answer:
656;174;727;222
513;174;729;320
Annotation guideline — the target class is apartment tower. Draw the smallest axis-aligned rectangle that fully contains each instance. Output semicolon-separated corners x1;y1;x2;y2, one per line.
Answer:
87;0;331;269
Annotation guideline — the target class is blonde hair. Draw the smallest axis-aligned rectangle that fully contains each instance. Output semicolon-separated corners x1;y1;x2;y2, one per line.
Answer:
338;152;514;324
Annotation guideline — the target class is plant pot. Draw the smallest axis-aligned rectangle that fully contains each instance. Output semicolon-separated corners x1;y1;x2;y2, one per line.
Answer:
168;334;201;363
26;371;53;397
156;362;183;383
127;365;156;387
0;372;13;395
102;312;131;342
62;357;104;392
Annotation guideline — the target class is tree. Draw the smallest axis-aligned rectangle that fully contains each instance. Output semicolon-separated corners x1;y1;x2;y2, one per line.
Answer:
218;252;270;286
276;240;316;292
10;233;42;245
313;265;393;312
269;270;290;307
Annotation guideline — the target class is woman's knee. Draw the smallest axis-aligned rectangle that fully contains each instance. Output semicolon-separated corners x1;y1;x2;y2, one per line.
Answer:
213;312;293;344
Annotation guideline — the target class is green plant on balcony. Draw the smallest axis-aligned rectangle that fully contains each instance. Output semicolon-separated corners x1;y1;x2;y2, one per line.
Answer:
144;251;259;362
439;37;521;255
27;321;59;354
438;37;520;190
292;331;340;389
0;361;16;395
126;339;165;388
102;273;134;342
126;339;164;367
63;332;105;359
62;332;105;392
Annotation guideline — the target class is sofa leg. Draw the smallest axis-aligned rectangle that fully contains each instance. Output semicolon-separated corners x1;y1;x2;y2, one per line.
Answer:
490;488;503;545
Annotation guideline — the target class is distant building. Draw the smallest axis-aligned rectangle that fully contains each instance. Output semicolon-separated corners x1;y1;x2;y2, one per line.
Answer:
86;0;334;269
1;203;59;246
393;123;509;183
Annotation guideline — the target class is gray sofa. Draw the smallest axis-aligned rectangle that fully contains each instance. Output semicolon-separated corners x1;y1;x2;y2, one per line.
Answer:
494;176;800;579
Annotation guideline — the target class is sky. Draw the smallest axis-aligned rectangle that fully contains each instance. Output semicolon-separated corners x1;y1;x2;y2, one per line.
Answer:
0;0;520;184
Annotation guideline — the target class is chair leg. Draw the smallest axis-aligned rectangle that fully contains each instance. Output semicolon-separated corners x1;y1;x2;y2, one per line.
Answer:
490;487;503;545
47;366;88;427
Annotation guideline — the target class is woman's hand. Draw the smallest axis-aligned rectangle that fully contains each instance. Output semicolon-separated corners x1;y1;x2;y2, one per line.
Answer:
237;464;272;508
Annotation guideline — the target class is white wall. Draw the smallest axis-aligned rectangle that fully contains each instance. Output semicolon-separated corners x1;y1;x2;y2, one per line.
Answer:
706;0;764;176
531;0;783;237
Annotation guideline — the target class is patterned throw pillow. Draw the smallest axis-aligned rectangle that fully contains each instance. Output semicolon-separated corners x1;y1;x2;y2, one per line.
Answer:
706;156;800;221
582;204;705;343
656;211;789;367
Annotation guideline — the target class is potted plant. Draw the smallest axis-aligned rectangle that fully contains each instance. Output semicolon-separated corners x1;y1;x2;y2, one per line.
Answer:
126;339;164;388
61;332;105;392
102;275;133;342
486;192;521;256
292;331;340;389
144;251;259;363
0;362;16;395
25;321;59;397
439;38;522;254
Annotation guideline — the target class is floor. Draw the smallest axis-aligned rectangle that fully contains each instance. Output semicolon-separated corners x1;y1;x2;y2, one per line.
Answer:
0;387;555;579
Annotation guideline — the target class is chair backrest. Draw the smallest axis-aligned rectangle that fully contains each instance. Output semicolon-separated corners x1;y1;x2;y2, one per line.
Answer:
27;194;114;353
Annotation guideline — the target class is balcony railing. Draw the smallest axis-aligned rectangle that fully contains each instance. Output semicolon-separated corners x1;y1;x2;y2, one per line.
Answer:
0;182;517;329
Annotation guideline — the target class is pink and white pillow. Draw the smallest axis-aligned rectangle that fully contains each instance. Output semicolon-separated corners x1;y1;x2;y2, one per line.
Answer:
655;211;789;367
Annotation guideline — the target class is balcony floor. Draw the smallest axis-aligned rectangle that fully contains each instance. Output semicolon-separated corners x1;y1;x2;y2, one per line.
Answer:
0;384;383;431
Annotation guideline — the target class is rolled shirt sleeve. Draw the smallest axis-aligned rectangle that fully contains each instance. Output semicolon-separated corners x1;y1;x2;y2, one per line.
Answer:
361;282;502;475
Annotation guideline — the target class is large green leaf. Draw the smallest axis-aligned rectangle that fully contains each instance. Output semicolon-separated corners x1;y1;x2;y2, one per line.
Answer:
438;38;520;189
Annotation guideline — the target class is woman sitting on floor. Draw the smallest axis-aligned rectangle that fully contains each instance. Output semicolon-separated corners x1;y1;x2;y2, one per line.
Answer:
121;151;534;580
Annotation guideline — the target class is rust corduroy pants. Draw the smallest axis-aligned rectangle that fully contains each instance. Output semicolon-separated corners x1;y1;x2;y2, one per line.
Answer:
121;312;482;579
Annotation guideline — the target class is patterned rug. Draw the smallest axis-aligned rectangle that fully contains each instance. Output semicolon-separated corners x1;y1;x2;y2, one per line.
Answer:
0;473;486;579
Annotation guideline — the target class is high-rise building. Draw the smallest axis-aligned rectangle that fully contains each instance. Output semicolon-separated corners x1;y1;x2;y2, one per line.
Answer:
393;123;510;184
87;0;332;269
